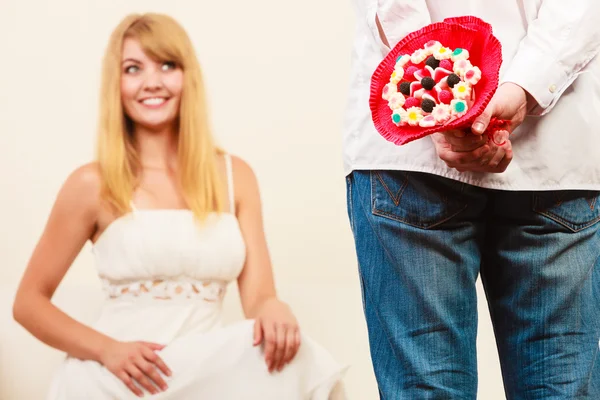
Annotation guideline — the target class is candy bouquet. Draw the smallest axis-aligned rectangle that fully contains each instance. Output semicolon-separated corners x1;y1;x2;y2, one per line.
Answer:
370;16;508;146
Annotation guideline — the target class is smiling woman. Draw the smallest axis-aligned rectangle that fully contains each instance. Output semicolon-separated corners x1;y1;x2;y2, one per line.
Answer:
120;46;182;129
12;13;346;399
96;14;224;223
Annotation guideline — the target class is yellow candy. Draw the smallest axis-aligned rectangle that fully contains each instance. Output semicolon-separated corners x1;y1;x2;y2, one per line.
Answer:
452;82;471;100
390;71;401;84
406;107;424;126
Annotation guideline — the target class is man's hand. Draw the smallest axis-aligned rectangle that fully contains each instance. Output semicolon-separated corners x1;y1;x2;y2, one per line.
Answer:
471;82;529;135
431;130;512;173
433;82;530;173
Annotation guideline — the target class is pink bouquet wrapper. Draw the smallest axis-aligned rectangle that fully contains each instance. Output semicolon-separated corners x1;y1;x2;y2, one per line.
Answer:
369;16;508;146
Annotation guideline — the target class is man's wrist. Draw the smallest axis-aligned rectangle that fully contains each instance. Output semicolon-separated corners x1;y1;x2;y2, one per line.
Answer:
499;82;538;114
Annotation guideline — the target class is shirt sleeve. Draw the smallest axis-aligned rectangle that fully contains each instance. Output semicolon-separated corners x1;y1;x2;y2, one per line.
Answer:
369;0;431;53
501;0;600;116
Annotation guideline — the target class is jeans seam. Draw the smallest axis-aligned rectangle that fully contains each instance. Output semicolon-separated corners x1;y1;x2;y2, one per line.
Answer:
371;171;468;230
374;171;408;207
356;174;407;391
347;175;355;233
582;250;600;397
372;207;468;230
588;196;597;211
533;210;600;233
584;346;599;398
533;193;600;233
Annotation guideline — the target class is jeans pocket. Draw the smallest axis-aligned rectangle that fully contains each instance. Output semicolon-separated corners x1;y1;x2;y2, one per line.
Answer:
371;170;468;229
533;191;600;232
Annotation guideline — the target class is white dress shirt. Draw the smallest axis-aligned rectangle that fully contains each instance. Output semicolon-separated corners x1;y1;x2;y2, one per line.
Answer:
343;0;600;190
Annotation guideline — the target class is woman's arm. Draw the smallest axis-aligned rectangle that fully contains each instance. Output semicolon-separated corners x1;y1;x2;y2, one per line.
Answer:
12;164;112;361
232;156;301;373
12;164;171;396
232;157;277;317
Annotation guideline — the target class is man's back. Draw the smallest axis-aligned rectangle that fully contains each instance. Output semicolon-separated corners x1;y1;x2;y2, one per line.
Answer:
344;0;600;190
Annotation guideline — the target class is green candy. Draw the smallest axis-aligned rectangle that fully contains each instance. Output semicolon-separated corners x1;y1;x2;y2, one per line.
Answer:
392;113;402;123
453;48;463;56
454;102;466;113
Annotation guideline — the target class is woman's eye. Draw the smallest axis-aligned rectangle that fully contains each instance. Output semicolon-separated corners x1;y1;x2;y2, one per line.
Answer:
162;61;177;71
124;65;139;74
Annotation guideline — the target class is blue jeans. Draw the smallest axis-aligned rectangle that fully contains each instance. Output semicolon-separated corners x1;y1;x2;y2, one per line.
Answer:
346;170;600;400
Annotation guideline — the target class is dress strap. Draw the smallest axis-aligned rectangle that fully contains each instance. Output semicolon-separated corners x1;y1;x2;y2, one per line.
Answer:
224;154;235;214
130;201;138;213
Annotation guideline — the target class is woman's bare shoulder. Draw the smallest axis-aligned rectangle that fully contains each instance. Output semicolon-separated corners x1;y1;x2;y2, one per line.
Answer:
57;162;102;218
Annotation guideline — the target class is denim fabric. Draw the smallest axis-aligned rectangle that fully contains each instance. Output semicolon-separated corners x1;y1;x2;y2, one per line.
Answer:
346;170;600;400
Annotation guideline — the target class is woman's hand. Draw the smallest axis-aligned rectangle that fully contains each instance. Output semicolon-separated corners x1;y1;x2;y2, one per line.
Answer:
253;298;302;373
99;340;172;397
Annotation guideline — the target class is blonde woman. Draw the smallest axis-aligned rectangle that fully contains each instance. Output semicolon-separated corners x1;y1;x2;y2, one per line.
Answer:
13;13;345;399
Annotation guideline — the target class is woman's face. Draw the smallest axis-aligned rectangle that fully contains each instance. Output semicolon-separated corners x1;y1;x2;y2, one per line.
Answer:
120;38;183;132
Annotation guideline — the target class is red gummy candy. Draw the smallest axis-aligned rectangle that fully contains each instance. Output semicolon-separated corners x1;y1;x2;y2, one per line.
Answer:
433;68;453;82
404;97;420;109
439;60;453;71
438;90;453;104
405;66;419;80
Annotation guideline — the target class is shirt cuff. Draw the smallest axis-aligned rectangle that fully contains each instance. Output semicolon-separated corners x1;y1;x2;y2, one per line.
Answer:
500;46;574;116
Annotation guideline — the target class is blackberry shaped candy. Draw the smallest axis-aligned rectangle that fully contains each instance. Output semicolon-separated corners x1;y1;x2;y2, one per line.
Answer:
425;56;440;70
447;73;461;88
421;77;435;90
421;98;436;113
398;81;411;96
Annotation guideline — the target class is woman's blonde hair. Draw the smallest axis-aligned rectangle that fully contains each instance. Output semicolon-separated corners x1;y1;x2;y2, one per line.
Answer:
97;13;224;220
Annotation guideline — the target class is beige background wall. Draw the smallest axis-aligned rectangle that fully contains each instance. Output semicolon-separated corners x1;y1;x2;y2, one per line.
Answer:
0;0;505;398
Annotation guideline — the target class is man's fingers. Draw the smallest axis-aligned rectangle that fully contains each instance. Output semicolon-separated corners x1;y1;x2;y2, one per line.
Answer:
495;147;513;172
448;134;487;152
447;129;466;138
469;141;512;173
490;142;513;171
472;108;493;135
491;129;510;146
441;144;491;167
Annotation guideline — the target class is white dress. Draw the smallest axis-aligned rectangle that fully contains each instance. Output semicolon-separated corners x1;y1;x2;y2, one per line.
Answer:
47;155;347;399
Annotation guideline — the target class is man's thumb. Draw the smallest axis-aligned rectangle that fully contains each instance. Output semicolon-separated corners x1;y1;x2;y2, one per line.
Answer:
471;107;493;135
